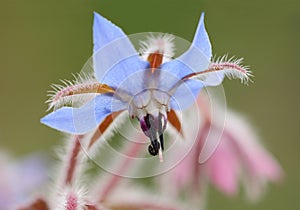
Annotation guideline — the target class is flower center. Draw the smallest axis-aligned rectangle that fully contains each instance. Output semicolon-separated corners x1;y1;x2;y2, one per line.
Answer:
128;89;170;157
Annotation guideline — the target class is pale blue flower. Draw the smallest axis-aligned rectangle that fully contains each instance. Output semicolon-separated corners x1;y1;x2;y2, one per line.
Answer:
41;12;250;157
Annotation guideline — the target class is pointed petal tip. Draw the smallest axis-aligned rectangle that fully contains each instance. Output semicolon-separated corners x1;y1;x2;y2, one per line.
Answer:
39;108;82;135
191;11;212;60
199;12;207;24
93;11;110;28
200;12;205;19
40;113;53;126
93;11;109;23
40;116;47;124
40;95;120;135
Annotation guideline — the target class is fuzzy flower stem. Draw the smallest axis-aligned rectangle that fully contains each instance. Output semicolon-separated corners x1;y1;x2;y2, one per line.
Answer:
65;135;82;185
194;120;211;187
169;59;251;95
98;142;144;202
52;83;111;101
47;81;114;110
182;60;251;84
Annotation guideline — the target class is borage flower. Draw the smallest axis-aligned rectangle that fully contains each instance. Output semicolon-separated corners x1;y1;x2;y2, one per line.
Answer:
41;12;251;160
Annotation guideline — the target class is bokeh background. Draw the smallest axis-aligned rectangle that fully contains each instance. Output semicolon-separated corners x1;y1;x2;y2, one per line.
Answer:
0;0;299;209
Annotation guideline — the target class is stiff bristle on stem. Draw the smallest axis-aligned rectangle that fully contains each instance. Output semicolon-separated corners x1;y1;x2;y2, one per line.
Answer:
46;73;114;111
183;56;252;85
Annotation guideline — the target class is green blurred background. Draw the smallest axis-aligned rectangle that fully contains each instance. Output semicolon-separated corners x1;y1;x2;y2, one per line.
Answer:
0;0;299;209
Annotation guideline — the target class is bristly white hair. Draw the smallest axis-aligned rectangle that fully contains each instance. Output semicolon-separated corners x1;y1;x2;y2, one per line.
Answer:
189;55;253;86
213;55;252;84
46;72;98;111
139;33;175;63
51;185;88;210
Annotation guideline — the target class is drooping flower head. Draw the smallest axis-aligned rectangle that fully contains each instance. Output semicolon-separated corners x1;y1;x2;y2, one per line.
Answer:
41;12;251;160
163;93;282;202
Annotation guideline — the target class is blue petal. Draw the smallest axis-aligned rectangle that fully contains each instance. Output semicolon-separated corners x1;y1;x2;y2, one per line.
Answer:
192;12;212;60
201;71;225;86
40;95;127;134
170;79;204;110
93;12;132;54
160;12;211;78
159;59;207;110
158;13;211;110
93;12;148;85
99;55;149;90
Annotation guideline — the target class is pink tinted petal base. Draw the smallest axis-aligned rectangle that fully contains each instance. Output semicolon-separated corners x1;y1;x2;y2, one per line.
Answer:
98;140;144;202
205;136;240;196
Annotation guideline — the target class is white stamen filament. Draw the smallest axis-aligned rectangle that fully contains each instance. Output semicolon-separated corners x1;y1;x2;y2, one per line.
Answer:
159;148;164;162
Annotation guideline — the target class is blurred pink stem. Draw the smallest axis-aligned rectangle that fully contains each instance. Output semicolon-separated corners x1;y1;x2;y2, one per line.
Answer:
98;142;143;202
65;135;82;185
194;120;210;187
